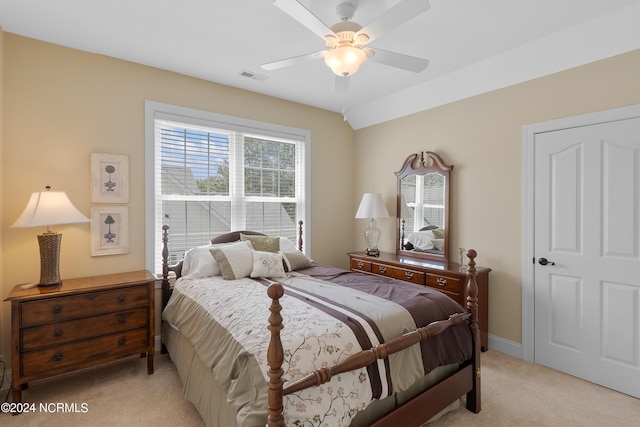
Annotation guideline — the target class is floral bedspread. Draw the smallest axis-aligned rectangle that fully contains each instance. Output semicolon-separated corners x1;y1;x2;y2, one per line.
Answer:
162;269;471;426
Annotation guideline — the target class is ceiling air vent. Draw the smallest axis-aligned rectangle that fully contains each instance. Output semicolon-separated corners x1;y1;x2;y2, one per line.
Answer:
239;70;268;81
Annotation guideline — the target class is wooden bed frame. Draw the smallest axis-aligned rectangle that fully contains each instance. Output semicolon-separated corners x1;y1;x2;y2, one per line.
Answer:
160;223;481;427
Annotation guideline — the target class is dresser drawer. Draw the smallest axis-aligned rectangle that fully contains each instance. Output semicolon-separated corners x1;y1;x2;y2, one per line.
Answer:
20;286;150;326
22;328;149;378
21;308;149;351
372;263;425;285
426;273;463;294
350;258;372;273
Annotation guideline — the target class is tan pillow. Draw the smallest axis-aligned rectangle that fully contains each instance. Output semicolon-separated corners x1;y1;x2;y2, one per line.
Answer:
210;240;254;280
281;251;313;272
240;234;280;252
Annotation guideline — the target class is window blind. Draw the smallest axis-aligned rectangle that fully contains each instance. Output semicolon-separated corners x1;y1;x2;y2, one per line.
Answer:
145;102;309;274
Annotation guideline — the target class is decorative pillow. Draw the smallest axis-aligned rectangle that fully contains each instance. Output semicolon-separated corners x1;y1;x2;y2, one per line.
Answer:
240;234;280;252
251;251;286;278
432;228;445;239
281;251;313;272
432;238;445;251
210;240;254;280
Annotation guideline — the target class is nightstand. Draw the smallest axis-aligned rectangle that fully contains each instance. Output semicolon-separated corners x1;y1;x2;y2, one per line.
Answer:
4;270;156;405
348;251;490;351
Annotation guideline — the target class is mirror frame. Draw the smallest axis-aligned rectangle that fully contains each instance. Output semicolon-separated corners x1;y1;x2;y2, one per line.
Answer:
395;151;453;262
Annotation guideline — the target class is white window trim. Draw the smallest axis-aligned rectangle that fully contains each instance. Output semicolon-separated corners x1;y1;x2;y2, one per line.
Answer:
144;100;311;274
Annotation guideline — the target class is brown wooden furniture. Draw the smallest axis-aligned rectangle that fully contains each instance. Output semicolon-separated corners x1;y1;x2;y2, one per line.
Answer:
160;225;481;426
396;151;453;262
5;270;156;405
348;251;490;352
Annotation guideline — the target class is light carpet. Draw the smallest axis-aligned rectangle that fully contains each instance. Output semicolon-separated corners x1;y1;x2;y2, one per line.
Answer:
1;350;638;426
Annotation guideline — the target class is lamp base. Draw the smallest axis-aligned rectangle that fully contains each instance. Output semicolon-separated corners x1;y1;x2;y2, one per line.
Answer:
38;233;62;287
365;248;380;257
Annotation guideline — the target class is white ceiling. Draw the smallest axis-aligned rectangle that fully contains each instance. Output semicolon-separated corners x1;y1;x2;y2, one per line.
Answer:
1;0;640;129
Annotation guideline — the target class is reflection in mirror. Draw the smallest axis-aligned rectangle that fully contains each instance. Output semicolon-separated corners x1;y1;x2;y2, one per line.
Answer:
396;152;452;262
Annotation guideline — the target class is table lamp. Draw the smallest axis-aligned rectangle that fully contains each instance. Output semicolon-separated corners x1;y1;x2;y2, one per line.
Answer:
11;186;90;287
355;192;390;256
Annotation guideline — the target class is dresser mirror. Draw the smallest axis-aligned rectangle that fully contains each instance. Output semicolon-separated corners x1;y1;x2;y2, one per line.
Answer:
395;151;452;262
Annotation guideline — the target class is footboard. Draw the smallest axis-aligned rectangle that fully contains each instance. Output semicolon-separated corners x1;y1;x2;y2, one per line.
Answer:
266;250;482;427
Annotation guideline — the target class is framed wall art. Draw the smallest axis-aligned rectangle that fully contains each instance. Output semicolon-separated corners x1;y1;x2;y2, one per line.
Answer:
91;153;129;203
90;206;129;256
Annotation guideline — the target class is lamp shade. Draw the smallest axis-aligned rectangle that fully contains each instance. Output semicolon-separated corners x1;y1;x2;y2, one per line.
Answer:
11;188;90;229
355;193;390;219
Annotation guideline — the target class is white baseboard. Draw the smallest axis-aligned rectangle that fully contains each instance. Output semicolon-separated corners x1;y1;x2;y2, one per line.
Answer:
487;334;522;359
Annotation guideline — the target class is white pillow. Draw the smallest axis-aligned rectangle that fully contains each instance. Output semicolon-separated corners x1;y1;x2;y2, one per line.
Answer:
210;240;254;280
251;251;286;278
181;245;219;279
407;230;435;250
279;237;299;253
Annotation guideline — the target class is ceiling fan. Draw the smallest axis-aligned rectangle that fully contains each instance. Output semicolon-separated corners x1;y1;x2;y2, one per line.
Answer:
261;0;431;78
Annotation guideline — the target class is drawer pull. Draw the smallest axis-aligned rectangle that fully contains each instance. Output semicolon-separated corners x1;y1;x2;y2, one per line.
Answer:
436;277;448;286
52;304;62;314
404;271;414;279
53;328;63;337
118;338;126;347
357;261;364;269
53;353;63;362
379;266;387;273
118;295;126;304
119;316;127;324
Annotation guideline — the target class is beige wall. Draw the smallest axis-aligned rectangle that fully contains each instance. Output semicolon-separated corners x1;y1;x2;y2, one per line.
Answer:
0;26;5;378
354;49;640;344
0;34;355;363
2;31;639;364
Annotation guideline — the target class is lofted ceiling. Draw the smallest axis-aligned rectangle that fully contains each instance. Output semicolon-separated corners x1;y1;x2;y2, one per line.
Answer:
1;0;640;129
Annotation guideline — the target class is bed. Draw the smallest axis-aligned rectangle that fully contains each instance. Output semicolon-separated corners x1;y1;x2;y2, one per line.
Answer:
160;224;481;427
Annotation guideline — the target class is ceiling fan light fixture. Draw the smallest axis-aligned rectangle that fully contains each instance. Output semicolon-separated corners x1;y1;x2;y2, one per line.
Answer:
324;45;367;76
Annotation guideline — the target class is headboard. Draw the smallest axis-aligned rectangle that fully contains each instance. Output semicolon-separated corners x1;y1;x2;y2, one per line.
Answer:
160;221;304;309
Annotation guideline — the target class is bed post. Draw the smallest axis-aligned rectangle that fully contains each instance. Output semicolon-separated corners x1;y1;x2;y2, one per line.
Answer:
297;220;303;252
267;283;285;427
161;225;171;310
465;249;481;413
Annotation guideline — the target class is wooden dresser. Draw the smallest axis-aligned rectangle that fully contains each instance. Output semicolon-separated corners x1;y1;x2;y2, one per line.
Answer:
5;270;156;404
348;251;490;351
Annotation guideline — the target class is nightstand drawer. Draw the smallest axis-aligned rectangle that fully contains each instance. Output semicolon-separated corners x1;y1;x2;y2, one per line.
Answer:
20;286;149;326
350;258;372;273
22;307;149;351
372;263;425;285
426;273;463;294
22;328;149;378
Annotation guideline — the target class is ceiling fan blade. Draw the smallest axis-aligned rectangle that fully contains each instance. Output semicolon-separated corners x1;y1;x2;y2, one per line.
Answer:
261;51;325;71
274;0;336;40
368;48;429;73
356;0;430;44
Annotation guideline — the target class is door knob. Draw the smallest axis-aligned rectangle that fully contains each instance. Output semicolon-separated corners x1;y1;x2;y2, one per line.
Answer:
538;257;555;266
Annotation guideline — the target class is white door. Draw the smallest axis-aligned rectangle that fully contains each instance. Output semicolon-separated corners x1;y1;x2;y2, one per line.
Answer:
534;117;640;398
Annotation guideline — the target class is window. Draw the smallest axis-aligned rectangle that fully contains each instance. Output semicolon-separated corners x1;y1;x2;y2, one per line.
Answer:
145;101;310;273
